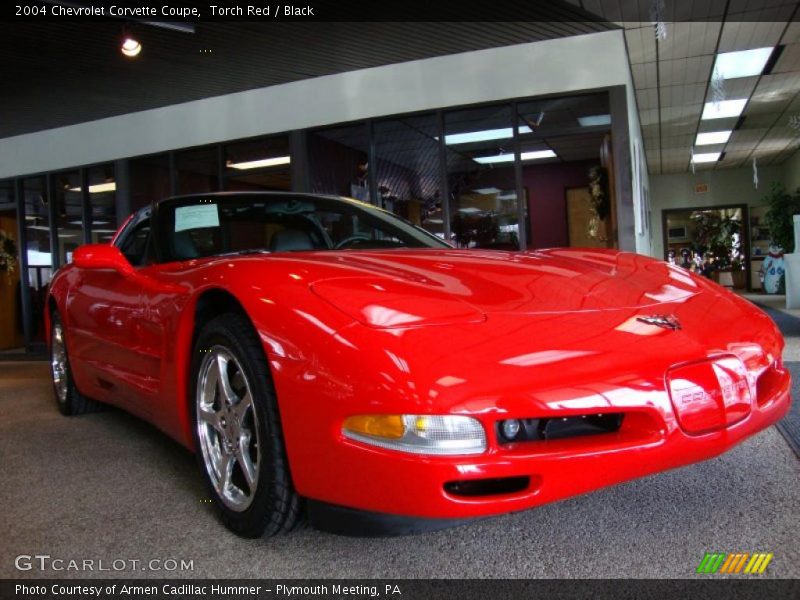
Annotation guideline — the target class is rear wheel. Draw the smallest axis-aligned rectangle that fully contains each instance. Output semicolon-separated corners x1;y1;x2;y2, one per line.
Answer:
50;312;101;416
191;313;301;537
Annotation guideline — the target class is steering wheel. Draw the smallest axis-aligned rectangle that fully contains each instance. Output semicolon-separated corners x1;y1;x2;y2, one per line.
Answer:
334;234;372;249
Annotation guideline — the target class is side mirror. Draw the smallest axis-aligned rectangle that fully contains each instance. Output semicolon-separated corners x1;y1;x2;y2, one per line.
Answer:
73;244;135;276
72;244;186;295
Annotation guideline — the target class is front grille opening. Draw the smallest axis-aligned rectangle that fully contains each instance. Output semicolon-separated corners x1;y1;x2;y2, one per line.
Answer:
444;476;530;497
497;413;624;444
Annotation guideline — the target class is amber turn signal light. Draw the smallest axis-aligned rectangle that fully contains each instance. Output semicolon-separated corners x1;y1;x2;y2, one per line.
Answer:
342;414;405;439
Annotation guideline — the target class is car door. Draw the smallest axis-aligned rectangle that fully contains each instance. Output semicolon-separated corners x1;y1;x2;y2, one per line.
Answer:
67;217;157;411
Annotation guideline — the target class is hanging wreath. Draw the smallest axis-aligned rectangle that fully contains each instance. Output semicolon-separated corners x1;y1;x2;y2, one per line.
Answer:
588;165;611;221
0;229;17;274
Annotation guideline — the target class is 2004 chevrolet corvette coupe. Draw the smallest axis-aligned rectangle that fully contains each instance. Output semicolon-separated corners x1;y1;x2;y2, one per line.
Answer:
47;193;791;537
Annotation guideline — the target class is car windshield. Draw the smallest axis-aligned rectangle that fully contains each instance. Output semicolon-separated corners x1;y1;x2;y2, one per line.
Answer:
156;194;449;261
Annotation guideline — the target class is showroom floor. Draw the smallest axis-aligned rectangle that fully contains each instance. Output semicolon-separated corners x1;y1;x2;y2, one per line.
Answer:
1;302;798;579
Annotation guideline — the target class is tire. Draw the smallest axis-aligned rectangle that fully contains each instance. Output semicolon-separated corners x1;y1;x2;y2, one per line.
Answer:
50;312;101;416
190;313;301;538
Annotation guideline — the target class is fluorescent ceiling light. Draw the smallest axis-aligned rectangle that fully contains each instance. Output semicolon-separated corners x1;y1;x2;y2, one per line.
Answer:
702;99;747;120
445;126;532;145
713;47;774;79
227;156;291;170
472;187;502;195
578;114;611;127
696;131;732;145
692;152;721;164
473;150;557;164
521;150;557;160
68;182;117;194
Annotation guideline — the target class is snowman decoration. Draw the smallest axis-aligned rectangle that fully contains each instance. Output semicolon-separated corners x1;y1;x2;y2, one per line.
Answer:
762;244;785;294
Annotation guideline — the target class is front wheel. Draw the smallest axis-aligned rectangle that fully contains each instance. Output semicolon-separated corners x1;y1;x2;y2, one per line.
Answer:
190;313;301;537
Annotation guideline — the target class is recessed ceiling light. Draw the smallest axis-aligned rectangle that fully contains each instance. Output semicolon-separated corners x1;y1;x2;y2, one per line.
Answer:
226;156;291;170
578;114;612;127
713;47;774;79
68;182;117;193
696;131;732;145
692;152;721;163
701;99;747;120
121;37;142;58
445;126;533;145
473;149;557;164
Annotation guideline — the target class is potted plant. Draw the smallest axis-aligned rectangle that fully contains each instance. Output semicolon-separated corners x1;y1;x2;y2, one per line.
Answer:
763;183;800;253
762;184;800;294
0;229;17;277
690;210;743;285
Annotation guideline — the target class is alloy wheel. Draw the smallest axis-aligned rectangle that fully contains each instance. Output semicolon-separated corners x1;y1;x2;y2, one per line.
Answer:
196;346;261;512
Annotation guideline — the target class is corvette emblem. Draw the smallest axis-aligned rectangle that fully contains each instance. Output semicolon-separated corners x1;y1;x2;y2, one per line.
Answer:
636;314;681;330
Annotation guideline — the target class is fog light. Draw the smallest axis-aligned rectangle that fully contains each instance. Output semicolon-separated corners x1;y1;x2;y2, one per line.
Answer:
501;419;520;440
343;414;486;455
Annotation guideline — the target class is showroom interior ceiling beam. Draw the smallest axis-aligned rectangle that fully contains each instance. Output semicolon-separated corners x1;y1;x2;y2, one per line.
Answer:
0;7;614;139
569;0;800;174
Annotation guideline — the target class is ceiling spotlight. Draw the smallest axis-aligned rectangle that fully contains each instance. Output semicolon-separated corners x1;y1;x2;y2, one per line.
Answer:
121;36;142;58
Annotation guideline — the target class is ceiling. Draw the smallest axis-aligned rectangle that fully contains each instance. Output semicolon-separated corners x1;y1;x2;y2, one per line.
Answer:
0;8;612;139
568;0;800;174
7;1;799;177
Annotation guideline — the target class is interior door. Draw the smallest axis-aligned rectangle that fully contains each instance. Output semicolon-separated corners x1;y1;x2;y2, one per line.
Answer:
566;186;612;249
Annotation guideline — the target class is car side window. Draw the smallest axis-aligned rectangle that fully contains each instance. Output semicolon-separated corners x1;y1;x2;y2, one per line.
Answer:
118;219;152;266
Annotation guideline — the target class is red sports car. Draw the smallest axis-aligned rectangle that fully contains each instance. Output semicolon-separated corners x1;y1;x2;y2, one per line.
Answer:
47;192;791;537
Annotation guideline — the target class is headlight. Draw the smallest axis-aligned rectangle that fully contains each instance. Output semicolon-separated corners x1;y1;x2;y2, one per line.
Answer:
342;414;486;455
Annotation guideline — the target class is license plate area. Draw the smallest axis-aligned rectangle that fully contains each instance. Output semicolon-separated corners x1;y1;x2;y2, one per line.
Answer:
667;356;752;435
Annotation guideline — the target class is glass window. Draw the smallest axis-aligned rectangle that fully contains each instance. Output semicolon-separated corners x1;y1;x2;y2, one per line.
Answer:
86;164;119;244
177;146;220;194
374;115;443;237
118;219;152;266
444;104;520;249
23;176;51;271
0;180;23;350
51;170;83;265
22;176;49;343
309;123;370;200
517;92;611;249
225;136;291;191
156;195;447;262
131;154;171;212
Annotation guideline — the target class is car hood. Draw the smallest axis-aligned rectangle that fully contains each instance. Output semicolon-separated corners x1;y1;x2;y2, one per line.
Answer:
300;248;705;329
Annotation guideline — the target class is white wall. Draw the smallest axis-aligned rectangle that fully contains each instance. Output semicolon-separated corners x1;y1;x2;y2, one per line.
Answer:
648;165;785;259
626;81;652;256
0;30;632;179
783;148;800;192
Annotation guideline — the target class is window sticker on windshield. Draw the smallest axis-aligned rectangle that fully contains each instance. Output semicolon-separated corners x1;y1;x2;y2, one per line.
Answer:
175;204;220;232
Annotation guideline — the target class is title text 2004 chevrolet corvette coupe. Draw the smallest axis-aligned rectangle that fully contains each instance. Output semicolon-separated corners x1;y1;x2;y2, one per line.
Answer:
47;193;790;537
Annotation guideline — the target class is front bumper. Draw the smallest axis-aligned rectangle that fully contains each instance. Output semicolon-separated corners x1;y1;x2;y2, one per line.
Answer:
294;365;790;528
